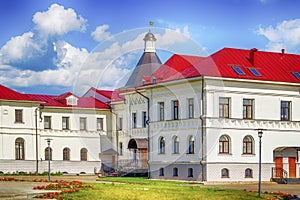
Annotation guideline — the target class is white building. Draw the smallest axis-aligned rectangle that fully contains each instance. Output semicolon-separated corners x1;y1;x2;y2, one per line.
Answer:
1;30;300;183
107;32;300;183
0;86;111;174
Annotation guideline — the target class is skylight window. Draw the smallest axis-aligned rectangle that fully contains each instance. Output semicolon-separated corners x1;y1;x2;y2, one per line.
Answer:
292;72;300;80
232;66;245;75
248;68;261;76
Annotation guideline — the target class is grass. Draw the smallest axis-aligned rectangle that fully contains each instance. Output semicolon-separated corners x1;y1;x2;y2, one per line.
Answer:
61;177;277;200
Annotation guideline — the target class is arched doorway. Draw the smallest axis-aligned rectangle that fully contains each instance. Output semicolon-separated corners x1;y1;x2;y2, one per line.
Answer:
127;138;148;174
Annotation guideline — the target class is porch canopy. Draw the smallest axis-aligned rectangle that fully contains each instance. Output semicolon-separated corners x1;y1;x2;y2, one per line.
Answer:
128;138;148;149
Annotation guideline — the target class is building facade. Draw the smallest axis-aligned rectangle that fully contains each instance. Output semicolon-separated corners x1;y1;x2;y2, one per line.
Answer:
1;30;300;183
0;87;111;174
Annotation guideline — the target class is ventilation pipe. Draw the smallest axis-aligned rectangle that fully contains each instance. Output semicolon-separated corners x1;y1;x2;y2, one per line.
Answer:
281;49;285;57
250;48;258;66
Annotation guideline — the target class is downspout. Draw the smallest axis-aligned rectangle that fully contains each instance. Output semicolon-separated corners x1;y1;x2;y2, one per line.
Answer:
35;104;44;174
135;90;150;179
109;108;119;171
200;76;206;181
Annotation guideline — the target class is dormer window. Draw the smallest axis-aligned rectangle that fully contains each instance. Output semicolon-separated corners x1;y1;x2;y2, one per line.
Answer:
66;96;78;106
152;77;157;84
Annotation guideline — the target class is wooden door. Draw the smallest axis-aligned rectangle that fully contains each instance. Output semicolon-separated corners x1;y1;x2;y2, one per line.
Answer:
275;157;283;178
288;157;296;178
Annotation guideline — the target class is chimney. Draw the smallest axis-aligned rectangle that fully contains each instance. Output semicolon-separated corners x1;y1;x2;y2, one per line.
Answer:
281;48;285;57
250;48;258;66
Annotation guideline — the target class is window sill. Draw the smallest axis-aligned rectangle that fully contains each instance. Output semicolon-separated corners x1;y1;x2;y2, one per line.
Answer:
14;122;24;124
241;154;255;157
218;153;232;156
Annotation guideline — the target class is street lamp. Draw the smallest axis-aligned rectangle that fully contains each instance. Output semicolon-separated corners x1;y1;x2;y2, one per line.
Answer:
45;138;53;182
257;129;263;197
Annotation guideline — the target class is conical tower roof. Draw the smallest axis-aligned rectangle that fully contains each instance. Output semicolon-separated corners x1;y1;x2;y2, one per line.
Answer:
125;30;162;88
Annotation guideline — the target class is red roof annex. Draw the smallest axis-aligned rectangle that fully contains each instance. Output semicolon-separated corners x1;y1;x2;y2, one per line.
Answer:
154;48;300;84
28;93;110;109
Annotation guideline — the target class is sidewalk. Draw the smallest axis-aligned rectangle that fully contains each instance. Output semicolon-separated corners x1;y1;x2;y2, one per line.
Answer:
0;175;97;199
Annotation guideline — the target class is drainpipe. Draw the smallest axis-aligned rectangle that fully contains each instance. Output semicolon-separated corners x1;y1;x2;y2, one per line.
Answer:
35;104;44;174
200;76;206;181
109;108;119;170
135;90;150;178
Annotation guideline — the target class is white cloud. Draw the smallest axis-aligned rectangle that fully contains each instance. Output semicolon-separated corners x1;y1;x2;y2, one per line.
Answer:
91;24;111;42
0;32;43;63
257;19;300;52
33;3;87;37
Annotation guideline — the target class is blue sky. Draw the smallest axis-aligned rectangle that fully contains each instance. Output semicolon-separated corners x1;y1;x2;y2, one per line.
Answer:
0;0;300;95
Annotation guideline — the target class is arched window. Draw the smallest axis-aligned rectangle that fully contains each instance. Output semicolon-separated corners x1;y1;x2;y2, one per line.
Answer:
221;168;229;178
219;135;230;154
245;168;253;178
188;136;195;154
15;138;25;160
45;147;52;160
188;168;193;177
63;148;70;161
173;167;178;176
80;148;88;161
243;135;254;154
159;137;165;154
173;136;179;154
159;168;164;176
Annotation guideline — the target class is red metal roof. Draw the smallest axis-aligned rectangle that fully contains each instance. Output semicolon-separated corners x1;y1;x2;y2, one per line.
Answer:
0;85;37;101
28;93;110;109
153;54;204;82
154;48;300;84
89;88;114;99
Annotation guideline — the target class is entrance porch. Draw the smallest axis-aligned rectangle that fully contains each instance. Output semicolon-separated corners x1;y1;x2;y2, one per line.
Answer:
271;146;300;184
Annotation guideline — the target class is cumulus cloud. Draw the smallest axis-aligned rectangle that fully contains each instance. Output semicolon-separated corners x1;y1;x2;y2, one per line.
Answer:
33;3;87;37
257;19;300;52
91;24;111;42
0;32;44;63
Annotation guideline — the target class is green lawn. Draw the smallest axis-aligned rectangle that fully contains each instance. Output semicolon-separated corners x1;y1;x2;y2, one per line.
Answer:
62;177;276;200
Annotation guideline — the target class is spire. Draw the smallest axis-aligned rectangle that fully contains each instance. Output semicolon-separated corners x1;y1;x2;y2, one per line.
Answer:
144;21;156;52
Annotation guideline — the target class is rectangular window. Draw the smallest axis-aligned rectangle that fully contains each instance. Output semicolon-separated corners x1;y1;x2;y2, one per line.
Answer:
291;72;300;80
44;116;52;129
232;66;245;75
281;101;291;121
188;168;193;177
243;99;254;119
97;118;104;130
80;117;87;130
62;117;70;130
142;111;147;128
172;100;179;120
219;97;230;118
119;142;123;156
158;102;164;121
248;68;261;76
15;109;23;123
188;98;194;118
132;113;137;128
118;117;123;130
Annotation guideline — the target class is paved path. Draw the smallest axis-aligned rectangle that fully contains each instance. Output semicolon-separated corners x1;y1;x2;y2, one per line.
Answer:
0;175;97;199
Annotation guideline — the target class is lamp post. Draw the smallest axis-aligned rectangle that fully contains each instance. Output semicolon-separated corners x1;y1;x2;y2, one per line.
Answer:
257;129;263;197
45;138;52;182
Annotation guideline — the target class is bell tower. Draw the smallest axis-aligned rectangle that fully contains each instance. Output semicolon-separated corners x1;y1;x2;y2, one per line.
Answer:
144;22;156;53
